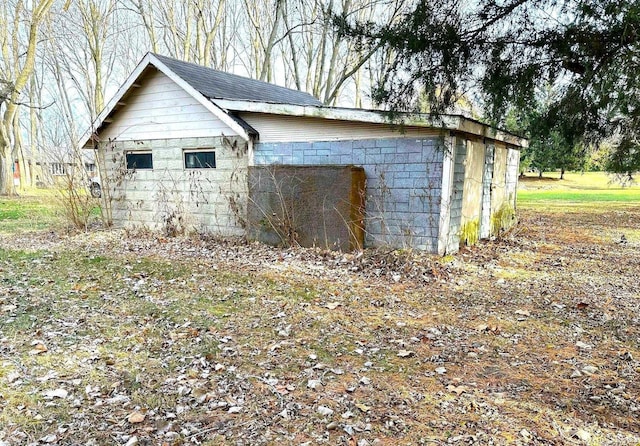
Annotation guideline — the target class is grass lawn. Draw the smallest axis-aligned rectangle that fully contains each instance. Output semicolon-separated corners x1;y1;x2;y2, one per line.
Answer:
0;189;101;234
0;181;639;445
0;191;62;233
518;171;640;208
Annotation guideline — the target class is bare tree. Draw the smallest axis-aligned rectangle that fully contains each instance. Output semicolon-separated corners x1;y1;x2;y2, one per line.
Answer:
0;0;57;195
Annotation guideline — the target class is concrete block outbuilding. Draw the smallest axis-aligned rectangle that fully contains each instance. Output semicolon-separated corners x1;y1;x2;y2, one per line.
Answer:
80;53;526;254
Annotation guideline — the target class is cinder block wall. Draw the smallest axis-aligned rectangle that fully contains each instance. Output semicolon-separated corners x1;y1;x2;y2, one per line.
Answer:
254;137;445;251
101;136;248;235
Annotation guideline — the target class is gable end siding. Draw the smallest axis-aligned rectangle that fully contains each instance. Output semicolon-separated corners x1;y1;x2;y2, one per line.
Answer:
100;69;235;142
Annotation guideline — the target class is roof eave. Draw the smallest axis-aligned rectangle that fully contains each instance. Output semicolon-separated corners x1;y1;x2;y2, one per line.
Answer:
213;99;528;148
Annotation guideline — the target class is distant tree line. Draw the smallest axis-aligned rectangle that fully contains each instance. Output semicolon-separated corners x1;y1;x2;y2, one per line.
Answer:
1;0;637;194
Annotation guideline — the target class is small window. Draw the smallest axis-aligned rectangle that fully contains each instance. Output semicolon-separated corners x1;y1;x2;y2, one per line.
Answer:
51;163;66;176
126;152;153;170
184;150;216;169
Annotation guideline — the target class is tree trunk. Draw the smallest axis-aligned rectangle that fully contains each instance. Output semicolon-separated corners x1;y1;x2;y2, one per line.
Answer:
258;0;284;82
0;131;14;195
0;114;16;195
14;112;32;189
560;168;565;179
137;0;158;52
29;76;40;186
95;142;112;225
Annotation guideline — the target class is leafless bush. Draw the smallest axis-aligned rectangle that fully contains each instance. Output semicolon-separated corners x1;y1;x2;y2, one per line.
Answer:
55;169;97;231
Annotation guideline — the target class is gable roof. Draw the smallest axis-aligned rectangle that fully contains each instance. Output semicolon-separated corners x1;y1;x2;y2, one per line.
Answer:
152;54;322;106
79;53;322;148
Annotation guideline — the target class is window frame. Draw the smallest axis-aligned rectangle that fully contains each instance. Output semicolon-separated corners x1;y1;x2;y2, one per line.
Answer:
51;163;67;176
183;149;216;169
125;151;153;170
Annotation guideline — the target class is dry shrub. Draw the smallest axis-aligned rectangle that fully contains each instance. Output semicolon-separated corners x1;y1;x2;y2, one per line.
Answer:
56;172;98;231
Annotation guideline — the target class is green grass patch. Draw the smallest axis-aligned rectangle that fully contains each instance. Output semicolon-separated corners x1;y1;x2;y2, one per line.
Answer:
518;188;640;205
519;171;640;190
0;195;60;232
518;171;640;208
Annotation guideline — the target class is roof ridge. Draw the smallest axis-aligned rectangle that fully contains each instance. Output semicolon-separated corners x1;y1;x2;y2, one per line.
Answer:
150;53;321;105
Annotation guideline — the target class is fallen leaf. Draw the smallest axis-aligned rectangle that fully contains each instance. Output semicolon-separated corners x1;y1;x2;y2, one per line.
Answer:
355;402;371;412
127;411;145;424
326;302;341;310
576;302;589;310
40;434;57;443
44;388;68;399
447;384;468;395
317;405;334;416
7;371;21;383
397;350;414;358
572;429;591;442
29;343;48;355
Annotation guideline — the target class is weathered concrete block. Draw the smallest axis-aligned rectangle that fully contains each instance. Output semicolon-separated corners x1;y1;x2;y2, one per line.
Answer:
375;138;396;148
304;155;327;164
365;153;385;165
381;146;396;154
316;149;331;157
393;178;414;189
398;139;424;153
352;139;377;149
395;201;410;212
352;149;365;164
290;151;303;164
273;144;293;157
179;138;199;148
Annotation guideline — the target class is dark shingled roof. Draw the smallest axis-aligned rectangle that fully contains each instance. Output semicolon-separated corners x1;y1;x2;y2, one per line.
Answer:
153;54;322;107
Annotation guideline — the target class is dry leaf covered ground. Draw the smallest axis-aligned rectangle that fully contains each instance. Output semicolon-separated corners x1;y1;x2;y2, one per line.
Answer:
1;183;640;445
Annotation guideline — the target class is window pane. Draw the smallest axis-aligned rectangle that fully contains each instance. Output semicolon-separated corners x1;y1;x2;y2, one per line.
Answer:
126;153;153;170
185;151;216;168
